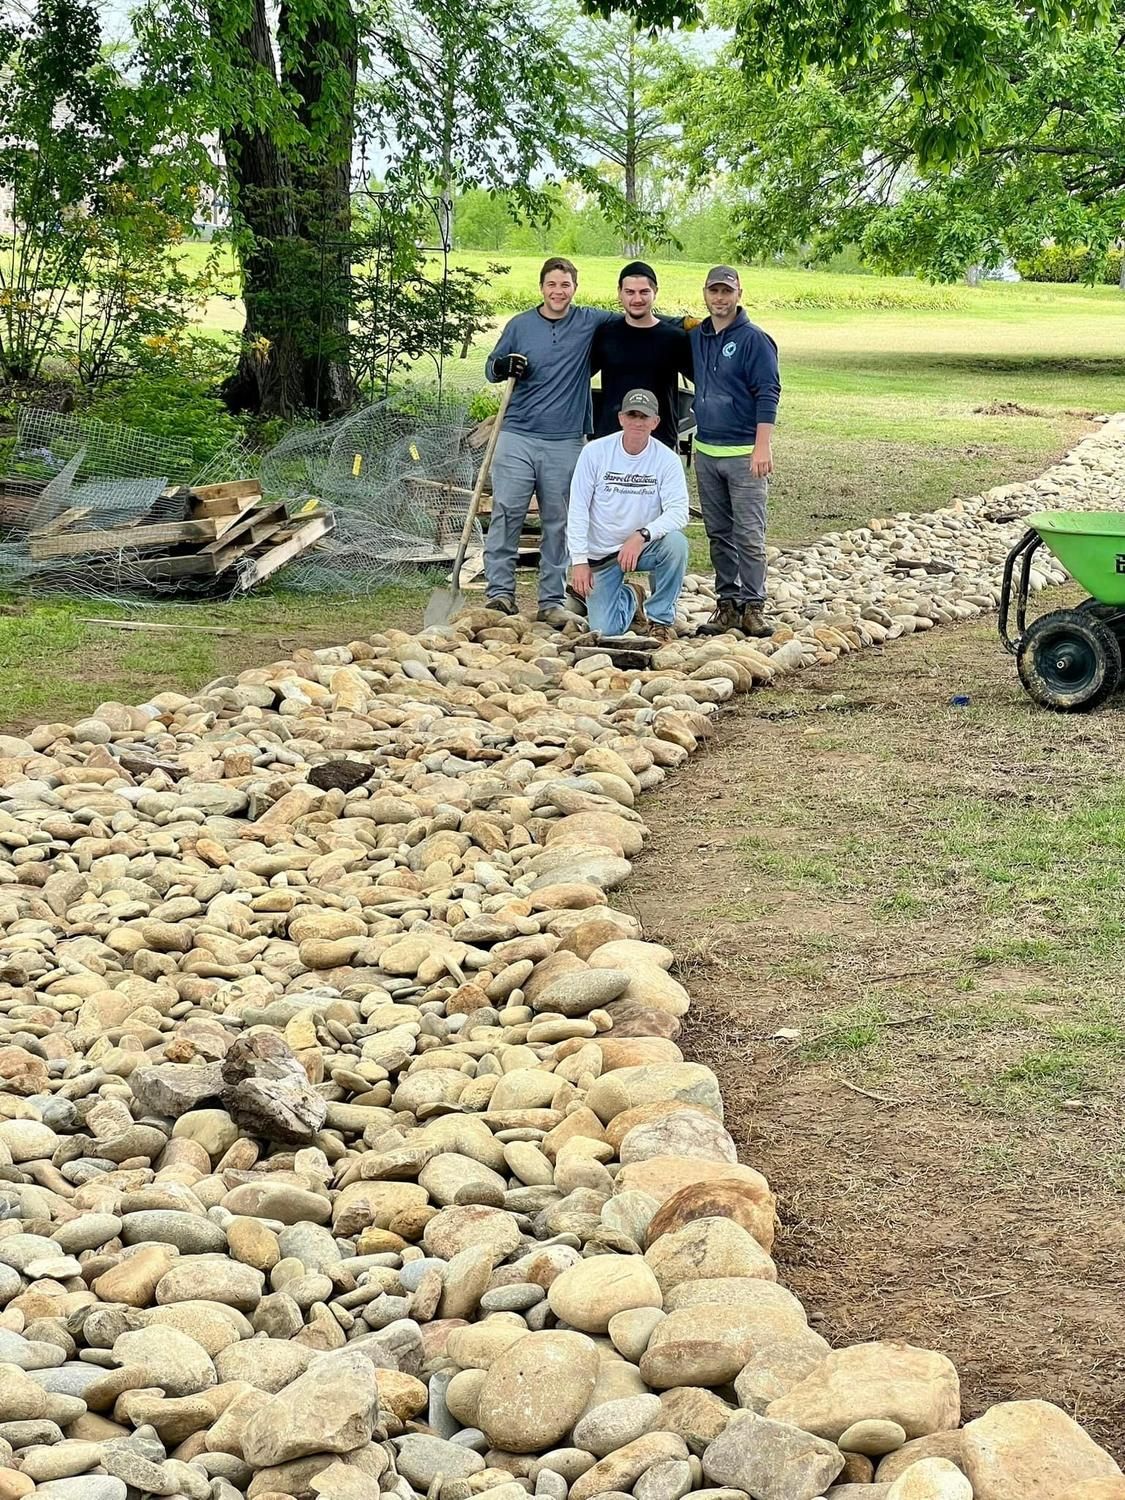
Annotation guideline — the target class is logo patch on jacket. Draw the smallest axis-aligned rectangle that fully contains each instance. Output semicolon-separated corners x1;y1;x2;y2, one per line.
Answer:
722;341;737;358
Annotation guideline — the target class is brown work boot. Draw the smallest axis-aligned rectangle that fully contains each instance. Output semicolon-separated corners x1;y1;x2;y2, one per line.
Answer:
741;604;771;638
565;583;588;617
697;599;742;636
648;621;678;645
485;594;517;616
625;580;648;633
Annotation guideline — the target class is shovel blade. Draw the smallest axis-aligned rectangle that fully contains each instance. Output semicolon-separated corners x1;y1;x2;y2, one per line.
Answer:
424;586;462;629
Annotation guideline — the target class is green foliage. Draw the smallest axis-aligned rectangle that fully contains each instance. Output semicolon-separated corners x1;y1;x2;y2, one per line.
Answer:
456;253;973;313
595;0;1108;166
349;198;502;393
0;0;208;387
466;387;501;422
1019;246;1125;285
565;8;685;248
662;3;1125;282
129;0;662;413
85;334;244;469
453;183;744;265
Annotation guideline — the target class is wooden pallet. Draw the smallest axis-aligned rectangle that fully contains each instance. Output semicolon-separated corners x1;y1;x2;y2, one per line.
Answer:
24;479;333;591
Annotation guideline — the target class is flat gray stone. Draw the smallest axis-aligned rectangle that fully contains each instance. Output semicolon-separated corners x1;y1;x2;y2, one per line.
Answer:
27;1364;107;1399
0;1329;64;1370
395;1433;487;1486
35;1476;128;1500
121;1210;228;1255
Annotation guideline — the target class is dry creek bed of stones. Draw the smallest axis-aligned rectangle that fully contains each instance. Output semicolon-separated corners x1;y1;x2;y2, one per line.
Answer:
0;419;1119;1500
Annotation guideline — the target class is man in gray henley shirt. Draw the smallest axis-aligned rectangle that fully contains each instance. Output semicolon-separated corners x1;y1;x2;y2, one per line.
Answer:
484;256;616;623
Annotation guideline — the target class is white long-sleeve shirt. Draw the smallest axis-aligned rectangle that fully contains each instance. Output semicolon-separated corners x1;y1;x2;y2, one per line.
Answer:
566;433;689;565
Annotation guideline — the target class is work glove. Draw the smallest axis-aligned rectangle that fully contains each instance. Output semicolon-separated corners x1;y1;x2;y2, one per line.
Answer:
497;353;530;381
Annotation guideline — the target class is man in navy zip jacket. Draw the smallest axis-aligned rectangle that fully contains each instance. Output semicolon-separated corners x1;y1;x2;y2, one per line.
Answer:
689;265;781;638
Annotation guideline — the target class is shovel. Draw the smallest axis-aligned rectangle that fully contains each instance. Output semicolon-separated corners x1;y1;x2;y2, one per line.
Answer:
424;374;517;628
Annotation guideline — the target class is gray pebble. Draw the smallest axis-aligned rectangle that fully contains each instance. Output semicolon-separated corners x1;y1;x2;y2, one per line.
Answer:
0;1418;64;1447
398;1256;445;1292
34;1481;128;1500
26;1363;108;1398
120;1210;228;1254
479;1282;545;1313
449;1427;488;1451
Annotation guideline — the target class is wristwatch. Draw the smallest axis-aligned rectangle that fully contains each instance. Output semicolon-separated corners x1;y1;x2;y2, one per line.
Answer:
638;528;651;542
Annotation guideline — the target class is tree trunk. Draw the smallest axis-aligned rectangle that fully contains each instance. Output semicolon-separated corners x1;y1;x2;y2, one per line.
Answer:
622;31;640;257
1119;251;1125;291
213;0;358;418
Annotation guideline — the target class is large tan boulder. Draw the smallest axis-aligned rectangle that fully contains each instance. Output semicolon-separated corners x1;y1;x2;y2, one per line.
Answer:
644;1178;779;1253
586;1064;723;1124
766;1342;960;1442
961;1401;1123;1500
644;1217;777;1294
476;1331;600;1453
546;1256;663;1334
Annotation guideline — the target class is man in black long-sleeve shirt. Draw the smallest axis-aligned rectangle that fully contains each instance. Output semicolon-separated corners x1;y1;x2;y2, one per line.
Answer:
590;261;694;451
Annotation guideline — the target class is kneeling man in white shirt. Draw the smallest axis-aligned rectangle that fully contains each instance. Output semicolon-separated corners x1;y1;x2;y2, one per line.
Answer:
566;388;689;642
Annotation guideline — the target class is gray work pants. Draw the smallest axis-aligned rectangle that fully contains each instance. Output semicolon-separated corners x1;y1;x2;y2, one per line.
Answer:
695;451;769;606
484;431;584;607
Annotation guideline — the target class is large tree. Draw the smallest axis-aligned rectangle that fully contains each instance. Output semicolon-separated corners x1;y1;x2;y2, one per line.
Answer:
661;3;1125;280
567;13;678;252
133;0;611;418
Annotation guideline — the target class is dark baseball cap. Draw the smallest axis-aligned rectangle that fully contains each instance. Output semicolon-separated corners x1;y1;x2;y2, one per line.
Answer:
705;265;741;289
621;388;659;417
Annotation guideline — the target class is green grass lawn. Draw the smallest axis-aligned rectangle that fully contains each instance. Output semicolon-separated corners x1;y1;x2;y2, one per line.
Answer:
0;588;431;730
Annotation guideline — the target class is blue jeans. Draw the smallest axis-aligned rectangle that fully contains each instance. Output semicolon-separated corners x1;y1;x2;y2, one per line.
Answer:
586;532;689;633
485;431;584;607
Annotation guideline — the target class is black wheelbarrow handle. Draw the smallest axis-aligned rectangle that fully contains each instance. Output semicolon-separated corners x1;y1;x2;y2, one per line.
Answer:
998;528;1043;654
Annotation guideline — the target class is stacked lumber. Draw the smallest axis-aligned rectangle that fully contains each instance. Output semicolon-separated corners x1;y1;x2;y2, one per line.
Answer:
26;480;333;591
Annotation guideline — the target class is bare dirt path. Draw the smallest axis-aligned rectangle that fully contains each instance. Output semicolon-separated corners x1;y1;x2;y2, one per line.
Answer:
625;614;1125;1458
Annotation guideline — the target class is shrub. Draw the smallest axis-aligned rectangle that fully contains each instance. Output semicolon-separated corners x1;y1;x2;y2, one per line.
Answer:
84;334;244;471
1017;246;1124;285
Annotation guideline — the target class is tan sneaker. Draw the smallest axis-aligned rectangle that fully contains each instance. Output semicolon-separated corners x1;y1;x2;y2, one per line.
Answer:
648;621;678;645
535;606;570;628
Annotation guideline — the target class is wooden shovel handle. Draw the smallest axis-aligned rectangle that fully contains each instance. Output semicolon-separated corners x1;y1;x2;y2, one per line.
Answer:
450;375;517;585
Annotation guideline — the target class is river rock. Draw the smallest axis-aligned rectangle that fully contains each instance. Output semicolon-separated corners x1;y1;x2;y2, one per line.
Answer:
645;1218;777;1293
645;1180;778;1252
241;1348;380;1466
767;1342;961;1442
220;1031;328;1144
960;1400;1123;1500
112;1326;216;1396
476;1331;600;1452
572;1393;664;1457
547;1256;663;1333
886;1457;973;1500
702;1410;845;1500
619;1110;737;1165
586;1065;723;1124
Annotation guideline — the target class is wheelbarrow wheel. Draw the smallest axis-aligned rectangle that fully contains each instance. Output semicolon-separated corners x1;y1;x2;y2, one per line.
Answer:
1075;597;1125;638
1016;608;1122;712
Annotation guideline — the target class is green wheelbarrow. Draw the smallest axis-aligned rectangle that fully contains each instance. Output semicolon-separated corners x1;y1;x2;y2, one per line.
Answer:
999;511;1125;711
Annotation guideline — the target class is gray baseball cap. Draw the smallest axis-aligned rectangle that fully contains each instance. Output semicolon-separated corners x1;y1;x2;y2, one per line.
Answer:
705;264;741;289
621;388;659;417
